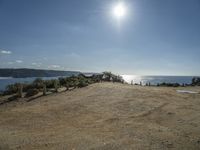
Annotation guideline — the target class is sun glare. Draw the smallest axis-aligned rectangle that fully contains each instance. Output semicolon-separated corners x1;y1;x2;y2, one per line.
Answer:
112;2;127;19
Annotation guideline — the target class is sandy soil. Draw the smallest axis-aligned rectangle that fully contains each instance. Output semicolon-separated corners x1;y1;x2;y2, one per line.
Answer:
0;83;200;150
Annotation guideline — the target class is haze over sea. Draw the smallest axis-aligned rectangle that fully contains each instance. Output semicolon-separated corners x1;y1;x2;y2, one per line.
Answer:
0;75;198;91
121;75;198;85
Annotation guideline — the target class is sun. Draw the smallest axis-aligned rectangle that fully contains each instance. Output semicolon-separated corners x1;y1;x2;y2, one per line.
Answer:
112;2;127;19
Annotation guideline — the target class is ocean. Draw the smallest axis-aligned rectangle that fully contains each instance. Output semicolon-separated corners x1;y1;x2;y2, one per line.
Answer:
121;75;197;85
0;75;198;91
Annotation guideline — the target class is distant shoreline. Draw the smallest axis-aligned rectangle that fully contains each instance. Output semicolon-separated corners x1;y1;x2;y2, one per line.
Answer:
0;68;80;78
0;75;199;92
0;77;13;79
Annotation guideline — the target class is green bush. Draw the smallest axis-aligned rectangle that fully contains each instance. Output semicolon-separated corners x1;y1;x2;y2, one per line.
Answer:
192;77;200;86
25;89;39;97
101;72;124;83
58;77;66;86
159;82;180;87
44;79;57;88
33;78;44;89
3;72;124;96
77;78;89;88
91;74;102;82
5;83;21;95
66;76;79;88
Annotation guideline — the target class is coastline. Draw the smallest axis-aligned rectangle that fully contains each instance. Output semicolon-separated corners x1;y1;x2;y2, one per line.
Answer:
0;75;199;91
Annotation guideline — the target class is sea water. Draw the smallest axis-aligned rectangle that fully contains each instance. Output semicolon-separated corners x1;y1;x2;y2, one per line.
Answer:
122;75;198;85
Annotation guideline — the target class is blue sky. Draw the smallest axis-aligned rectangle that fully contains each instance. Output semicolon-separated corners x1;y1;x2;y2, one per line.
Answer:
0;0;200;75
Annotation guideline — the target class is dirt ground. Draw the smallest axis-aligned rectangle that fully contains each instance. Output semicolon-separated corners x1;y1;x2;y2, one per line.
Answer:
0;82;200;150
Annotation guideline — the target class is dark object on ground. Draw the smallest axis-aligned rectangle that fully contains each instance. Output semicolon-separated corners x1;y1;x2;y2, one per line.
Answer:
158;82;180;87
0;94;21;105
25;89;39;97
8;95;20;101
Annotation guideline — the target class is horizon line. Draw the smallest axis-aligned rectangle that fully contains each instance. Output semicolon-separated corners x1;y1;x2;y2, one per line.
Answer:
0;67;200;77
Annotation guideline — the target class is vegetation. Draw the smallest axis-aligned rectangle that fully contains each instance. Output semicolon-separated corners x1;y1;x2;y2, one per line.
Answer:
4;83;21;95
157;82;180;87
2;72;124;97
156;77;200;87
44;79;58;89
3;74;199;97
25;89;39;97
33;78;44;89
102;72;124;83
192;77;200;86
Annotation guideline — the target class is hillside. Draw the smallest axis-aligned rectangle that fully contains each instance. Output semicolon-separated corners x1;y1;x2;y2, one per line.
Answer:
0;83;200;149
0;68;80;78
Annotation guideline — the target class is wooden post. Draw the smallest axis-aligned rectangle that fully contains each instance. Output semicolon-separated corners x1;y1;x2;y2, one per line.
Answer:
43;84;46;96
54;81;58;93
65;84;69;91
131;80;133;85
110;77;113;83
18;84;23;98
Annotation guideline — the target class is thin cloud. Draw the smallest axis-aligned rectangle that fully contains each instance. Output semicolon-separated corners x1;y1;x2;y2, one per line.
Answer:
16;60;23;63
32;62;42;67
69;52;80;58
48;65;61;69
32;62;37;65
7;62;14;65
0;49;12;54
43;57;48;60
65;52;80;59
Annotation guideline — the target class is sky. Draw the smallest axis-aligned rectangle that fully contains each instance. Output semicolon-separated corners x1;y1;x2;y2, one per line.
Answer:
0;0;200;75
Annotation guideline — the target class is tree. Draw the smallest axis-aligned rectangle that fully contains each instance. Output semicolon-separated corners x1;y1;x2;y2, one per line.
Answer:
33;78;44;89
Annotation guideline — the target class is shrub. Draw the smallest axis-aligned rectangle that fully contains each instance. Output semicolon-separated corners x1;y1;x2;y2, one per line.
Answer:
5;83;21;95
91;74;103;82
192;77;200;86
101;72;124;83
33;78;44;89
25;89;39;97
45;79;57;88
77;78;89;88
58;77;66;86
102;72;112;81
66;76;79;88
159;82;180;87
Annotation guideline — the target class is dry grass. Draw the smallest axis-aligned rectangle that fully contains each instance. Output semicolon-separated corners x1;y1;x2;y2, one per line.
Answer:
0;83;200;150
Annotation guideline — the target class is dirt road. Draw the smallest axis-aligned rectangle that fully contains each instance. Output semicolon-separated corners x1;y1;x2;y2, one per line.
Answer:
0;83;200;150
